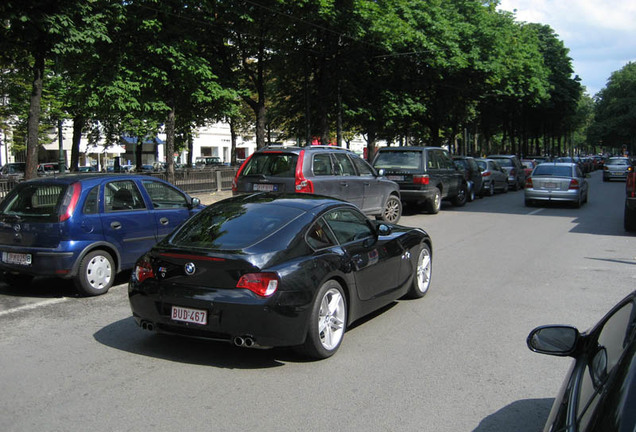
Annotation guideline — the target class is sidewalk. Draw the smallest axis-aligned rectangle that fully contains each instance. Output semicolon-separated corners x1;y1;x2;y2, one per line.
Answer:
196;189;233;206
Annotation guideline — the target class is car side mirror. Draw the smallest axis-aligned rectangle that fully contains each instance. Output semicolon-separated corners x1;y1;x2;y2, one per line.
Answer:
377;223;392;236
190;197;201;208
527;325;579;356
377;168;385;177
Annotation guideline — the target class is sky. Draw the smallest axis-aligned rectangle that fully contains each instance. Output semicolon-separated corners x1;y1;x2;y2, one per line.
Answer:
498;0;636;96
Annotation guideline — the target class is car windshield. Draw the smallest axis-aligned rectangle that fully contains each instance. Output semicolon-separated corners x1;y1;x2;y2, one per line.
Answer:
608;159;629;165
374;151;422;170
241;153;298;177
476;160;487;170
167;200;305;250
533;165;572;177
0;183;66;220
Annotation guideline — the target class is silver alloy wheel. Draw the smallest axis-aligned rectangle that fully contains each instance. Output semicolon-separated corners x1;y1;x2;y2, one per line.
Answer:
432;190;441;211
415;247;432;294
318;287;346;350
382;196;401;223
86;254;112;290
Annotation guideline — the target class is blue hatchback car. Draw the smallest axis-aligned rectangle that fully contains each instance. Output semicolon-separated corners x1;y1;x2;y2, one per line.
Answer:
0;174;202;296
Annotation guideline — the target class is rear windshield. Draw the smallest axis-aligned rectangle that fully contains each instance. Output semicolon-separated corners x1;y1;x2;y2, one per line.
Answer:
241;153;298;178
0;183;66;220
374;151;422;170
607;159;629;166
167;201;305;250
533;165;572;177
490;158;512;167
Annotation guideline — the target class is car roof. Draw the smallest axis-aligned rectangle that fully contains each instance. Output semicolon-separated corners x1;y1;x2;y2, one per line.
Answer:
258;145;352;154
377;146;444;151
19;173;167;186
221;192;353;212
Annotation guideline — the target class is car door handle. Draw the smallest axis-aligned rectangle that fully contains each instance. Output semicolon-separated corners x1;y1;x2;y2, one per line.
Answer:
110;221;122;230
340;182;349;187
159;217;169;225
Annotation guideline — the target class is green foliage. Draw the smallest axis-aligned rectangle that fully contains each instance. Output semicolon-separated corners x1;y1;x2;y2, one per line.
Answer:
589;62;636;154
0;0;594;165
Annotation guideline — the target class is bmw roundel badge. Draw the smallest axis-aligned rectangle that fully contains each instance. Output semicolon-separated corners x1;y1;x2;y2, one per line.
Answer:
184;262;196;276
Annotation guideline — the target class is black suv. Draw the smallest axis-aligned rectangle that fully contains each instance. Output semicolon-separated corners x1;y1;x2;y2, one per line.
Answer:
232;146;402;223
372;146;467;214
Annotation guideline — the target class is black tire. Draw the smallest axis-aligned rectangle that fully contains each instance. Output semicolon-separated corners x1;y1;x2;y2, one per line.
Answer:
426;187;442;214
297;280;347;360
467;184;476;202
452;183;468;207
525;199;533;207
2;272;34;287
487;182;495;196
625;203;636;231
74;250;115;296
405;243;432;299
379;195;402;223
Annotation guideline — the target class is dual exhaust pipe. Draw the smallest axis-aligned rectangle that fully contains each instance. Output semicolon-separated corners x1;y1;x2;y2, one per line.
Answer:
233;336;256;348
140;320;154;331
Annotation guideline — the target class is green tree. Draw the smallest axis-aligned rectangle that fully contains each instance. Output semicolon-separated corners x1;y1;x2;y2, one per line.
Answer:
589;62;636;155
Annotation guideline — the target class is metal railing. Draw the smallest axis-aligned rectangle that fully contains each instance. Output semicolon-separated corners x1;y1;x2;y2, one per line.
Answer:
0;167;238;201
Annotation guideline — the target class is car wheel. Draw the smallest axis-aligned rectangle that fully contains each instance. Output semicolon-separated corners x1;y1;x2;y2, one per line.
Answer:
2;272;34;287
625;203;636;232
406;243;432;299
74;250;115;296
379;195;402;223
426;187;442;214
298;280;347;359
488;182;495;196
452;183;467;207
468;184;476;202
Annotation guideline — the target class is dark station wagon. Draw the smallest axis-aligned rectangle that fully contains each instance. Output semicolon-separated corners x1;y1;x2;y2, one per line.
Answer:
232;146;402;223
0;174;202;296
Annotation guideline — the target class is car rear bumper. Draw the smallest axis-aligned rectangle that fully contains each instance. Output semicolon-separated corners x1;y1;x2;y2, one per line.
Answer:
129;282;312;348
399;189;438;203
525;188;581;202
0;246;79;278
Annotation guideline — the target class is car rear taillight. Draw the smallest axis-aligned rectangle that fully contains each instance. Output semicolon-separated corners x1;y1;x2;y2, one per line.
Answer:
481;171;491;177
569;179;580;190
133;256;155;283
413;175;429;185
525;177;533;188
237;272;279;297
232;156;253;192
627;172;636;197
295;149;314;193
59;182;81;222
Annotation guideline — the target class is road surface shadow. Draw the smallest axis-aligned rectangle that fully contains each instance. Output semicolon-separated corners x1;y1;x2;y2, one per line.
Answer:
93;302;398;369
0;271;131;299
473;398;553;432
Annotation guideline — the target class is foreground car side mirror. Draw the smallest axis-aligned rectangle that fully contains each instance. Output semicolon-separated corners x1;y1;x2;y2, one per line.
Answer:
377;168;385;177
527;325;579;357
377;223;392;236
190;197;201;208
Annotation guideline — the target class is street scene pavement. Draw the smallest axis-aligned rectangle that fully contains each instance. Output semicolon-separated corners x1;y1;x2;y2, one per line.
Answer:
1;171;634;431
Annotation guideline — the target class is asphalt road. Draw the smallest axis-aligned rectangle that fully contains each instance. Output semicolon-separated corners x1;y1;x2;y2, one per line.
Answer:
1;171;634;432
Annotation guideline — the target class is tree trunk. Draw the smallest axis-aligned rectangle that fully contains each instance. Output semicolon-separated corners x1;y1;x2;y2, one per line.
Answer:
229;119;237;165
70;115;85;172
165;106;176;184
25;52;45;180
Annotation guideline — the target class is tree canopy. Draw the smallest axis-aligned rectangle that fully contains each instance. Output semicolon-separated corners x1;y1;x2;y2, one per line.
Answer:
1;0;593;178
